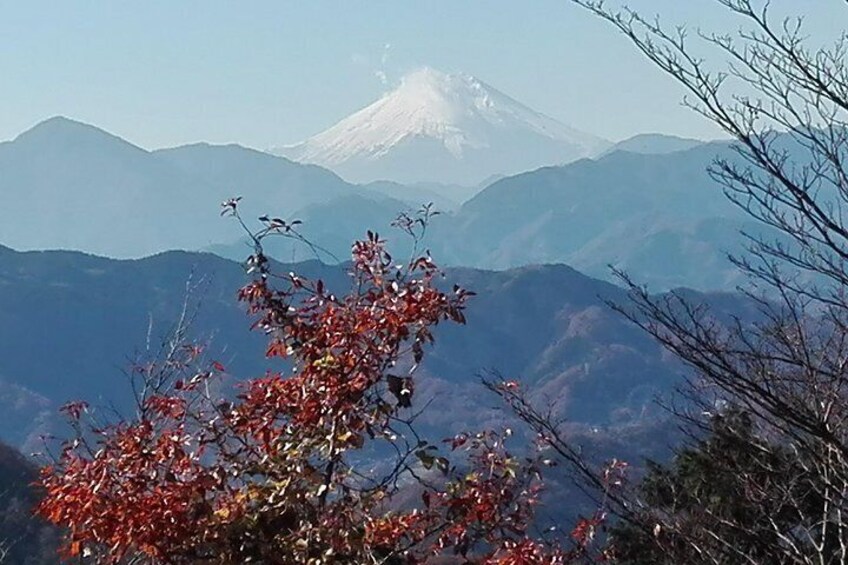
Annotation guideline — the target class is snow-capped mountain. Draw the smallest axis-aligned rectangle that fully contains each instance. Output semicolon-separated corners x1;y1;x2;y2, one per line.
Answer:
272;68;610;185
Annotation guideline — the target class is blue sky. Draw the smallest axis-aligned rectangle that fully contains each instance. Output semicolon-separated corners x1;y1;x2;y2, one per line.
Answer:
0;1;840;149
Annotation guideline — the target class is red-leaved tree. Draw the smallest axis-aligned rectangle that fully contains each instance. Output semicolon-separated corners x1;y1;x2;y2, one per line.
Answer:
35;201;616;564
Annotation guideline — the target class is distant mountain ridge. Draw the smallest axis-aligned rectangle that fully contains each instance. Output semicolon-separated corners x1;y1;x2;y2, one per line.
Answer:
273;68;610;185
432;139;768;290
0;245;705;451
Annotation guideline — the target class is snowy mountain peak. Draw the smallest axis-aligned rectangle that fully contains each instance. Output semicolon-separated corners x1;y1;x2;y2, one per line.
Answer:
272;68;609;185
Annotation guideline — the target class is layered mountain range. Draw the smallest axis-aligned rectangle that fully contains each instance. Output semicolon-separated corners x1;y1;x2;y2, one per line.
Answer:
0;113;753;290
0;244;720;452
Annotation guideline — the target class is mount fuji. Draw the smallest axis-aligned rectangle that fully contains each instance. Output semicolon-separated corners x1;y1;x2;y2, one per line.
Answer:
271;68;610;186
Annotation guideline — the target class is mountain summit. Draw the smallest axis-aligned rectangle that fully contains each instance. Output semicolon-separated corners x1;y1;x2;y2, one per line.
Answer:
272;68;609;185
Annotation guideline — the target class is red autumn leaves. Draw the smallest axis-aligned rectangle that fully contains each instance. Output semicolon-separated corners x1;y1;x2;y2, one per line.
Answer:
36;225;610;563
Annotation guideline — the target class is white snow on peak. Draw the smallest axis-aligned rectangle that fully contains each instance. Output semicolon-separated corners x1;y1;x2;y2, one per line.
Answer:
272;67;608;185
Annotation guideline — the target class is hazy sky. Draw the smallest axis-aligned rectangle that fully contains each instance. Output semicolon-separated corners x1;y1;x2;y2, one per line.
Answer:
0;1;842;149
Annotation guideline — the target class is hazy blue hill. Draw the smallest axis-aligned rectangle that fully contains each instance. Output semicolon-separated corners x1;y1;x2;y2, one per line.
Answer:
566;216;777;290
0;117;209;257
0;117;408;259
458;142;738;242
438;141;754;289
